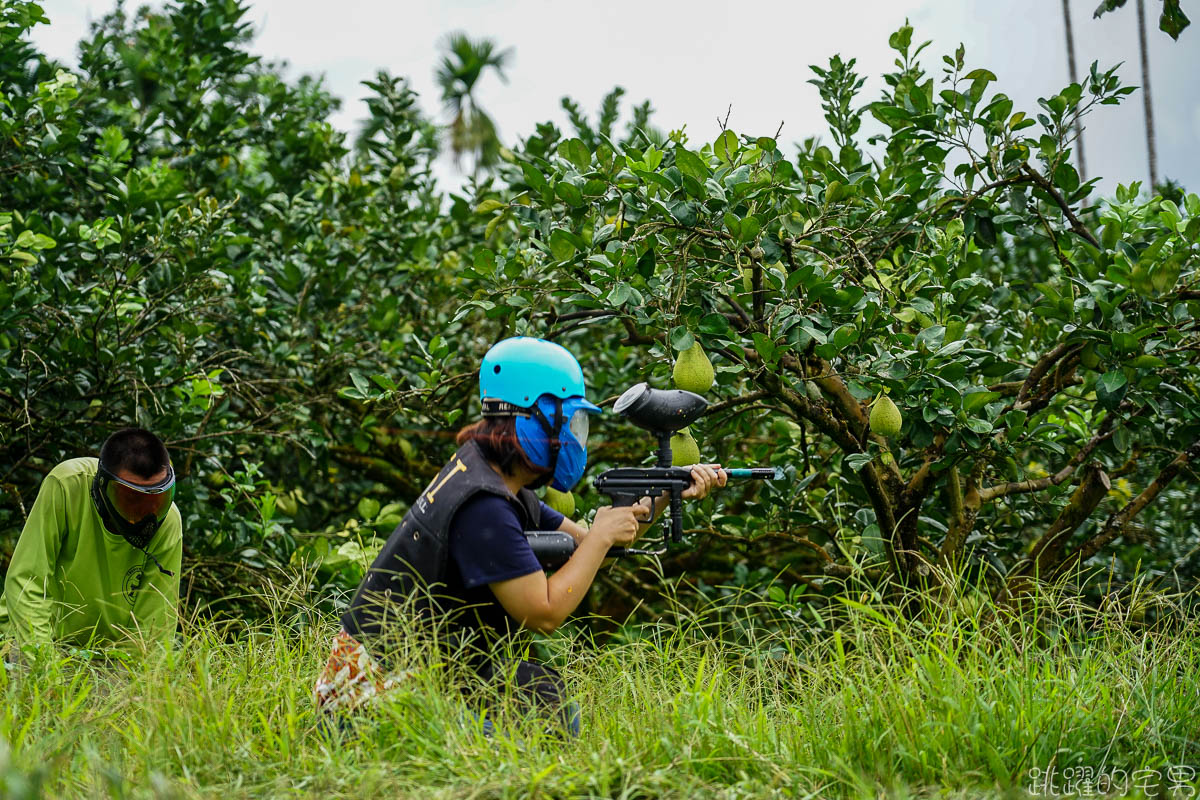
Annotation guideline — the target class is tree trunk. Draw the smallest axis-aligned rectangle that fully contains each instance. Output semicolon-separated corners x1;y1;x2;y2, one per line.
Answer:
1136;0;1159;188
1062;0;1088;182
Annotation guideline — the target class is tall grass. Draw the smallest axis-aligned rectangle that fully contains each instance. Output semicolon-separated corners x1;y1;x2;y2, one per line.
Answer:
1;581;1197;799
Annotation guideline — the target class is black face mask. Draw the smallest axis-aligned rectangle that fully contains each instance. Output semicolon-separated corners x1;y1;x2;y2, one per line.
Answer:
91;464;176;576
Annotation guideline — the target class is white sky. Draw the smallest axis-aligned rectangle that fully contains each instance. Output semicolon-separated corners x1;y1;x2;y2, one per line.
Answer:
30;0;1200;197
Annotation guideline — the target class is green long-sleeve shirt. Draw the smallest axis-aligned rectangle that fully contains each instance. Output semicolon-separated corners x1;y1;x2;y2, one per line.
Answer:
0;457;183;651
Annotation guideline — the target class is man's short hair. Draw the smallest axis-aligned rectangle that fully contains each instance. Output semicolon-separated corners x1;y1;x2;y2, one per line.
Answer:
99;428;171;479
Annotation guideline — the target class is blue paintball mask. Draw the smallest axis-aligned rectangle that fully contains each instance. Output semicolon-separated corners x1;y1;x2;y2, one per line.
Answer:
515;395;601;491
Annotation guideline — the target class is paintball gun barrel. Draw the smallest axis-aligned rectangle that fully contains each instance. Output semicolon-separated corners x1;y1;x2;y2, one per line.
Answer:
526;382;782;567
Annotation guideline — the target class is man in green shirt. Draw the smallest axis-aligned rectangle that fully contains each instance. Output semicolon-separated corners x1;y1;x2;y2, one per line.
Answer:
1;428;183;653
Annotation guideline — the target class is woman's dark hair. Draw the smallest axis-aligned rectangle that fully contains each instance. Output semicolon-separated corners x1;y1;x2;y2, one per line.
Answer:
99;428;170;479
456;417;547;477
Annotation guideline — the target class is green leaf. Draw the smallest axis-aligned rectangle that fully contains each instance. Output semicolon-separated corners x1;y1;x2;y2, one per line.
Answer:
739;215;761;244
962;390;1001;412
831;324;858;350
1002;409;1028;434
723;213;742;240
522;163;548;195
642;147;663;171
557;138;591;170
964;68;998;83
668;201;697;227
713;130;739;164
973;216;997;248
1098;370;1127;394
548;228;577;261
915;325;945;351
798;325;828;345
1110;331;1141;353
607;283;632;306
555;182;585;207
751;332;776;362
670;327;695;352
1096;369;1128;410
888;24;913;53
871;104;912;127
692;314;727;338
474;198;505;214
473;248;496;274
1160;0;1190;39
634;168;676;194
1126;354;1165;369
1053;162;1080;195
845;452;873;471
965;418;994;434
635;247;656;279
370;373;397;391
357;497;380;520
1093;1;1128;22
582;179;608;197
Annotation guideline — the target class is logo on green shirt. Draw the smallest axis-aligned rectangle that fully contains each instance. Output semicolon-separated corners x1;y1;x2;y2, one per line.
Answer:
122;564;145;605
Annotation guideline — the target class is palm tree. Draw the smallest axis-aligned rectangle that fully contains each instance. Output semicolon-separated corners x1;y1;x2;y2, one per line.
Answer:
435;33;513;180
1061;0;1088;182
1135;0;1159;188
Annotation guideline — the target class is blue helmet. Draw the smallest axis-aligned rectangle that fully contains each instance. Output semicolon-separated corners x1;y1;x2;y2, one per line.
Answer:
480;337;588;407
479;337;601;491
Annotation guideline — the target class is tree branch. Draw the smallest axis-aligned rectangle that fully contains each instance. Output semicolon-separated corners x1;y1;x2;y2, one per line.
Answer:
704;390;770;415
1016;341;1076;406
940;465;967;561
1020;163;1100;247
618;317;659;346
945;460;986;556
978;415;1115;502
903;433;947;506
1052;439;1200;577
1007;462;1111;589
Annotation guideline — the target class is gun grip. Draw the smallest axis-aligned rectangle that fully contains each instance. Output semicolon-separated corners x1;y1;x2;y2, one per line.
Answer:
606;492;642;508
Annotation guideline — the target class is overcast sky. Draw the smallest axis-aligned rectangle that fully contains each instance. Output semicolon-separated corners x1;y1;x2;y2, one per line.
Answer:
29;0;1200;197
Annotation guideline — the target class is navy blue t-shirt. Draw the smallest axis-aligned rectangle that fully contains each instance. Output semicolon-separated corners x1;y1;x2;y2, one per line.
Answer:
443;495;565;642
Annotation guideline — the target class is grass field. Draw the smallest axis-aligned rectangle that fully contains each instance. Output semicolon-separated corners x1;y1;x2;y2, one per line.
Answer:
1;584;1197;799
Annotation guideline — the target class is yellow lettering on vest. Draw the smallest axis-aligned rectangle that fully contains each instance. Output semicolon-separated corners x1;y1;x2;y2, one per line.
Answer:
425;457;468;504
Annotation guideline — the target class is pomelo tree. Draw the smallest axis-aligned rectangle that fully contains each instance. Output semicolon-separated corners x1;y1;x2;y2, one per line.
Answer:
0;0;463;612
459;26;1200;601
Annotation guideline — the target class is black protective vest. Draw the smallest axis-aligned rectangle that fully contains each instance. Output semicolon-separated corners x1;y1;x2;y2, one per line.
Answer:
340;441;542;653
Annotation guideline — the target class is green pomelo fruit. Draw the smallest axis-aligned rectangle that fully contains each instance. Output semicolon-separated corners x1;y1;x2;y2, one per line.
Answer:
544;487;576;518
868;396;903;438
670;428;701;467
673;341;715;394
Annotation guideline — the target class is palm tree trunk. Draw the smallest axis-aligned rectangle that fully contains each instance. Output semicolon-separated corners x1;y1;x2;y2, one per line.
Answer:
1062;0;1087;182
1136;0;1159;188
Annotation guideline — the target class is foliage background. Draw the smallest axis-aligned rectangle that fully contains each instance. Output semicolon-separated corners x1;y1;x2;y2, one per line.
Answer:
2;0;1198;628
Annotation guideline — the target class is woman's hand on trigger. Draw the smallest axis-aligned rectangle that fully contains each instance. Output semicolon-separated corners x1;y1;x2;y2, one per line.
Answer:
589;505;642;546
681;464;727;500
633;496;655;522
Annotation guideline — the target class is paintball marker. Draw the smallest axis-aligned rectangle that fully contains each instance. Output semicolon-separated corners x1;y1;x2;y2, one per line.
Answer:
526;382;782;567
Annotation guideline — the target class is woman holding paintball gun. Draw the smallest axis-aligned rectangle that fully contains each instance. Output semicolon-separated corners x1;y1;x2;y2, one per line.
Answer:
314;336;726;735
